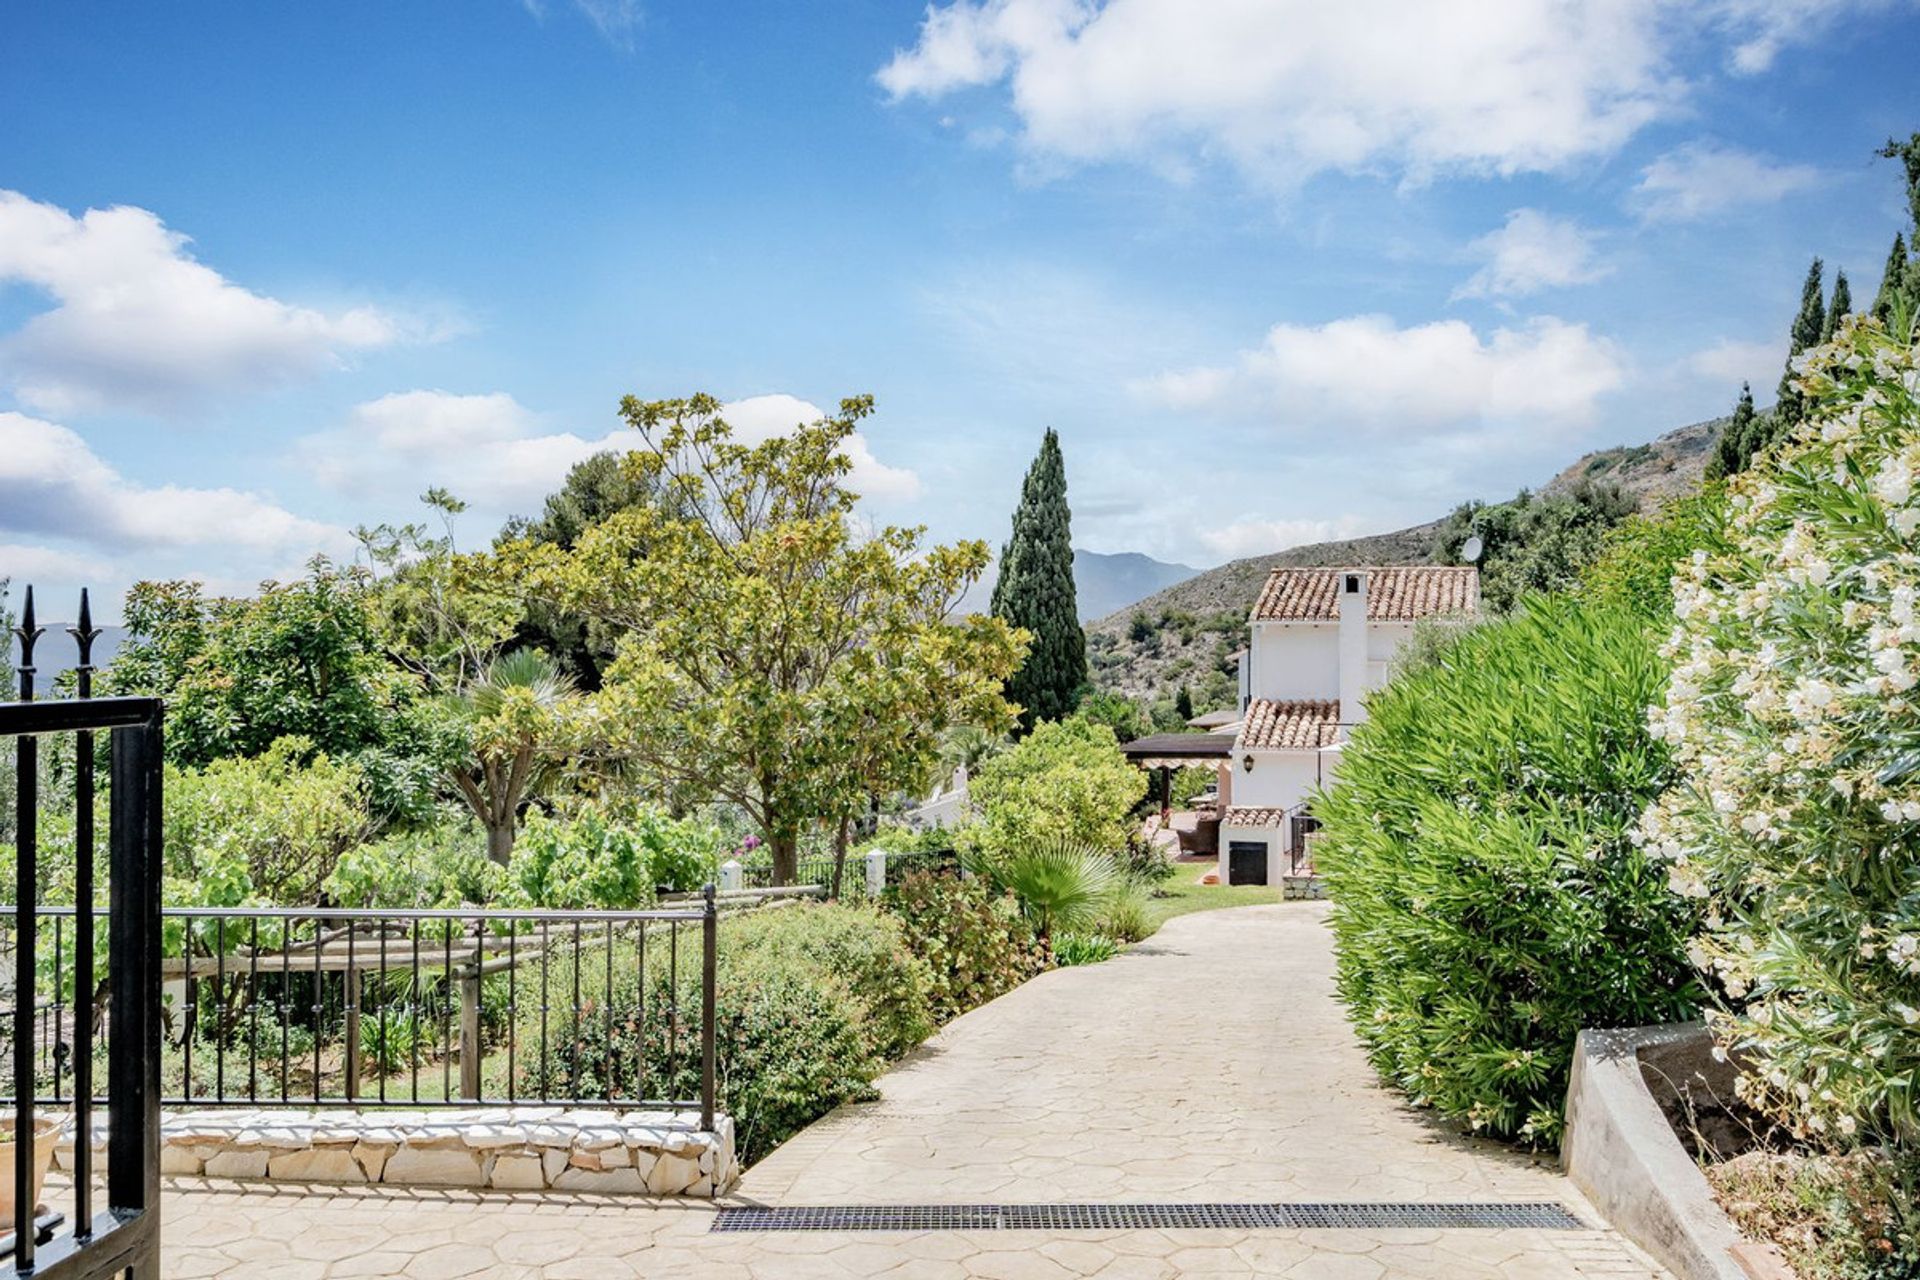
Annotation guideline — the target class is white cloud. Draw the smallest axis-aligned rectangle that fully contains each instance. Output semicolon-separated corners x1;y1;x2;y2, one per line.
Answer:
1628;142;1821;223
721;394;924;503
1136;314;1625;437
307;389;922;517
1453;209;1613;300
1687;336;1788;386
0;190;439;417
1197;514;1373;561
1707;0;1900;73
0;542;114;586
520;0;644;50
0;411;349;556
879;2;1896;187
879;0;1681;184
306;390;626;511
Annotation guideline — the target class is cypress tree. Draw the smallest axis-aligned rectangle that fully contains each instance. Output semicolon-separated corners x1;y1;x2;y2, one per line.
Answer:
1874;233;1909;324
1775;258;1826;432
1821;270;1851;343
991;429;1088;732
1879;133;1920;234
1707;383;1758;481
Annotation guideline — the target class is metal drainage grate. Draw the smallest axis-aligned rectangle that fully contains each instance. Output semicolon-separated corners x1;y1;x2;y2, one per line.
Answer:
711;1202;1586;1233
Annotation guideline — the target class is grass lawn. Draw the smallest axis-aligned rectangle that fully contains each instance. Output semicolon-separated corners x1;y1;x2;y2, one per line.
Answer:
1140;876;1285;931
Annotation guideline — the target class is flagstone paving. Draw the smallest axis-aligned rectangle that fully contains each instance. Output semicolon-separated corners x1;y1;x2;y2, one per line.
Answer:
159;901;1668;1277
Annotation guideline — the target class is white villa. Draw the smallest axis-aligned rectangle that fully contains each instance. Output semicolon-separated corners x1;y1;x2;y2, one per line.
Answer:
1124;565;1479;886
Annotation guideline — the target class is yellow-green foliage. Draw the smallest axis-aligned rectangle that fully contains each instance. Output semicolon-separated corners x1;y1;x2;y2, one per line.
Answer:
970;718;1146;855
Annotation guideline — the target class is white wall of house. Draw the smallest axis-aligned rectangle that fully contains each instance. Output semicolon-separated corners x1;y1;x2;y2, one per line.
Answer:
1246;623;1339;701
1232;750;1322;808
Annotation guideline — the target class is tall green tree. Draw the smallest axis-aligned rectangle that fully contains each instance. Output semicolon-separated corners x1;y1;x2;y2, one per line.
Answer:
1875;233;1911;324
1819;269;1851;342
501;452;670;687
1775;257;1826;432
1707;383;1759;481
1881;132;1920;233
522;393;1025;885
992;429;1087;731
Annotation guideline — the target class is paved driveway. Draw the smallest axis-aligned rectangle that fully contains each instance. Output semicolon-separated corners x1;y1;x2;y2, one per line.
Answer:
161;902;1667;1278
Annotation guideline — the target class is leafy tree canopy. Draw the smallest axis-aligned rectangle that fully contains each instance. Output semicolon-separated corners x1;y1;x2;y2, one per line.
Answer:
1431;479;1636;613
517;393;1025;884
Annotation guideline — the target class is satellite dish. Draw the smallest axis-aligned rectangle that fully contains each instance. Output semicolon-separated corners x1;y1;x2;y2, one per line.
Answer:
1461;535;1484;564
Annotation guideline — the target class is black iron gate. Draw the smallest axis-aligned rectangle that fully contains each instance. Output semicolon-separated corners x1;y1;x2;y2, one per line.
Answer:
4;589;163;1279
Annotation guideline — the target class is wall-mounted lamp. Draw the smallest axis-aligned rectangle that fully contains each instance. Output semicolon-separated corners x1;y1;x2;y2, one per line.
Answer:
1241;753;1255;773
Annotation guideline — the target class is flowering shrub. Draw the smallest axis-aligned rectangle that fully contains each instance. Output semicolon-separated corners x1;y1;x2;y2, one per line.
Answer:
884;870;1045;1022
1638;318;1920;1154
1315;596;1701;1146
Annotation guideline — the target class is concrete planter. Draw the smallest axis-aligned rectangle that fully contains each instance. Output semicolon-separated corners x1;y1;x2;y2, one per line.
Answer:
1562;1022;1794;1280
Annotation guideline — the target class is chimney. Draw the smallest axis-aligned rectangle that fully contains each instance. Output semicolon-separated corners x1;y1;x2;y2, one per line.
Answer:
1338;571;1368;729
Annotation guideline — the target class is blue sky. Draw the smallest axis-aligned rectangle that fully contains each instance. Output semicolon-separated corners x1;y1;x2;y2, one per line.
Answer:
3;0;1919;618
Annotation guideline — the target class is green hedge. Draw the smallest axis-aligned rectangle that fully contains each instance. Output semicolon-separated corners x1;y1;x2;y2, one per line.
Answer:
1314;596;1702;1146
519;901;933;1164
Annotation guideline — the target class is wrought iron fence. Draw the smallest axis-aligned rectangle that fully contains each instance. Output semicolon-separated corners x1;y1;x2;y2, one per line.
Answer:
3;902;719;1124
4;586;164;1278
731;846;960;895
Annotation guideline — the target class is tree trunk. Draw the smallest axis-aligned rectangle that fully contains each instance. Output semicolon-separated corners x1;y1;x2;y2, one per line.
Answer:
769;829;799;887
829;815;850;901
486;820;515;866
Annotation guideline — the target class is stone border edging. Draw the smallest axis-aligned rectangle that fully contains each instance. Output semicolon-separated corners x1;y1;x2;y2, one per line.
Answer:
1562;1023;1793;1280
56;1106;739;1198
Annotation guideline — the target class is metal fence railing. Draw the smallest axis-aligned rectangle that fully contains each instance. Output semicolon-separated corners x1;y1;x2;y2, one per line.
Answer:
726;847;961;895
3;900;720;1127
4;584;165;1277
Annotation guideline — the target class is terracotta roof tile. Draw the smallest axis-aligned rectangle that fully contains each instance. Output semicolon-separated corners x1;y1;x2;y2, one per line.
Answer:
1222;806;1289;828
1252;566;1479;622
1234;699;1340;751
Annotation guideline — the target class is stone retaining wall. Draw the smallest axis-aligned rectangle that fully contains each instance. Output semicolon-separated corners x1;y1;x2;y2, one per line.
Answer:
1281;875;1327;901
56;1107;738;1198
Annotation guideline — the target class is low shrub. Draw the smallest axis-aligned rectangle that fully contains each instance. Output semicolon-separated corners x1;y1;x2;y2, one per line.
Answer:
969;718;1146;855
884;870;1044;1022
967;838;1120;943
508;809;654;908
325;816;505;907
1094;887;1153;944
518;901;931;1165
721;904;934;1059
1052;933;1119;966
1314;596;1702;1146
163;736;371;905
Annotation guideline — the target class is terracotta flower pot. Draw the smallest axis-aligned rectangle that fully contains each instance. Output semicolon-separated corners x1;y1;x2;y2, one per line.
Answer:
0;1117;63;1225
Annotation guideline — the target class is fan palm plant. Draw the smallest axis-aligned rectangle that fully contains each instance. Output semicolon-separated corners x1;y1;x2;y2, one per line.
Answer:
968;837;1119;945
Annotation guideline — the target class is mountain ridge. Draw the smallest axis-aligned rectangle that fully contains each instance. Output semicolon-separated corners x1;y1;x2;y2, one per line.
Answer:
1081;411;1728;703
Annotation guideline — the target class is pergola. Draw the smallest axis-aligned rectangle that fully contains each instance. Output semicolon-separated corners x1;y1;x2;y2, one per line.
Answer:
1119;731;1235;815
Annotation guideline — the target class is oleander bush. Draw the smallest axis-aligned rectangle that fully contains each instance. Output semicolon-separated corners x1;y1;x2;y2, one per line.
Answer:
884;870;1045;1022
1636;320;1920;1198
1314;595;1703;1146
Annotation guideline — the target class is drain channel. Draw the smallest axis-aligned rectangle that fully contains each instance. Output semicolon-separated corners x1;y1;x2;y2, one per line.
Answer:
712;1202;1587;1233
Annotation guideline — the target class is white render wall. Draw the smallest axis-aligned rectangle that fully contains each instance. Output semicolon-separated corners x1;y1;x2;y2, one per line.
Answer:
1247;623;1339;701
1245;619;1420;710
1232;750;1324;808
